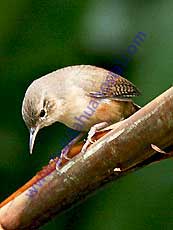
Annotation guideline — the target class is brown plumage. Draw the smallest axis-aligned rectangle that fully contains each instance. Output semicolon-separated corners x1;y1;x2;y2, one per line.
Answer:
22;65;141;154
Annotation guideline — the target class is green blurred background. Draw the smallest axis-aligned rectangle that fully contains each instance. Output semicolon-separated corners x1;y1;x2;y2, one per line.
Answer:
0;0;173;229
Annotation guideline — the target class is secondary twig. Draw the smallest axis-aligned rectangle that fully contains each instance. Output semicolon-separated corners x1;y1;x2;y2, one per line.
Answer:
0;87;173;230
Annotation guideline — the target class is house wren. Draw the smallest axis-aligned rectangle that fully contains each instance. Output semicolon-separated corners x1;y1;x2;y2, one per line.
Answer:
22;65;140;160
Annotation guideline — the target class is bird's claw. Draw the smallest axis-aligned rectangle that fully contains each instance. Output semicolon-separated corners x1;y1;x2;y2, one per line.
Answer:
55;145;71;172
81;122;109;154
80;127;97;153
60;145;71;160
87;127;97;144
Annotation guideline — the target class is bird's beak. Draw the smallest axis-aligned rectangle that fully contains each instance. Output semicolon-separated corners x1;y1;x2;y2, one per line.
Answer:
29;126;40;154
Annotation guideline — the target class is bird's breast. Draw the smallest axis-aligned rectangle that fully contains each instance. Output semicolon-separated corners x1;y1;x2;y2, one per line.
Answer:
58;95;134;132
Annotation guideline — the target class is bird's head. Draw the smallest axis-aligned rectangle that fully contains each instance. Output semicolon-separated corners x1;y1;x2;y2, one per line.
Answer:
22;82;61;154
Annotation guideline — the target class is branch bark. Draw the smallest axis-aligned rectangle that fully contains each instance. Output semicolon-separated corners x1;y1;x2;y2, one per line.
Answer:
0;87;173;230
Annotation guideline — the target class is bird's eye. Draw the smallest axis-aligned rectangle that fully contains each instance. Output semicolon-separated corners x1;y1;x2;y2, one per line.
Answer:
39;109;46;118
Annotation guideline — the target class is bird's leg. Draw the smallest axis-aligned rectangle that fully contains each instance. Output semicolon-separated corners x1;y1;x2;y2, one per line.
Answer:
81;122;109;154
56;132;85;169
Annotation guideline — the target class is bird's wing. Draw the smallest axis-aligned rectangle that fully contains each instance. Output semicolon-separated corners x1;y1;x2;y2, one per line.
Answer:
76;66;141;100
59;65;141;101
88;74;141;101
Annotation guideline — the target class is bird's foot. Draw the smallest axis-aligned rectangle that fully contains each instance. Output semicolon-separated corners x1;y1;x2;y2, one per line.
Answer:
56;132;85;173
81;122;109;154
56;144;73;174
61;145;72;160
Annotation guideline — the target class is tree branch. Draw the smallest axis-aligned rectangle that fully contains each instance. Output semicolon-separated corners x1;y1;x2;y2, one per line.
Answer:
0;87;173;230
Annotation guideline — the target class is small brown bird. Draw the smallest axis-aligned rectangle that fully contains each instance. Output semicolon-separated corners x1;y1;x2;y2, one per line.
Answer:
22;65;140;164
